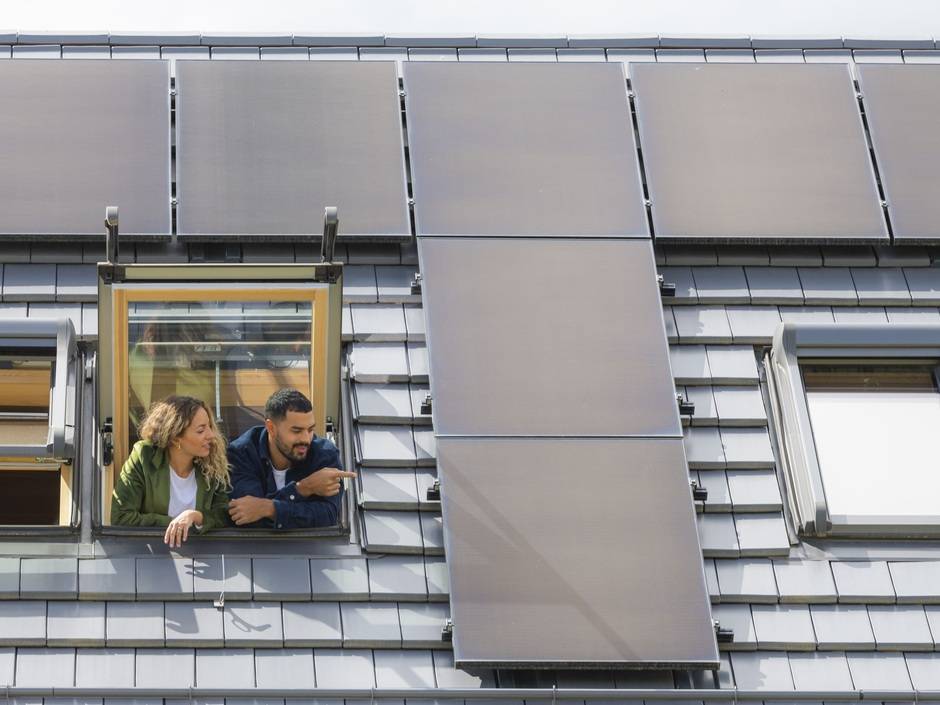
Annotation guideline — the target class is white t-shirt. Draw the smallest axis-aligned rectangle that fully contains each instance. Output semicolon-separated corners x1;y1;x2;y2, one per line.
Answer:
168;466;198;517
272;467;288;491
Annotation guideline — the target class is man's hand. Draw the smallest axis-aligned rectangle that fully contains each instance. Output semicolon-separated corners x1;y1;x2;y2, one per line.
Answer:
228;496;276;525
296;468;358;498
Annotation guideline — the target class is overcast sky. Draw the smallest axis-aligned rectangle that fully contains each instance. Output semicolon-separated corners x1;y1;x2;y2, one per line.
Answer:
5;0;940;38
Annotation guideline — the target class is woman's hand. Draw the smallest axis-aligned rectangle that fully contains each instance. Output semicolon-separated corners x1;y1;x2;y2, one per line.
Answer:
164;509;203;548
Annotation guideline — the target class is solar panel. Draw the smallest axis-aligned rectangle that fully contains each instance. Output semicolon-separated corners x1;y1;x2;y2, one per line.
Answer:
857;65;940;243
439;436;718;669
0;60;171;238
175;61;410;240
631;63;887;243
404;62;649;238
419;238;680;437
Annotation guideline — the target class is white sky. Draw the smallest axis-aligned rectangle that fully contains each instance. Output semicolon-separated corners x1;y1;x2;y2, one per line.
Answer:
6;0;940;39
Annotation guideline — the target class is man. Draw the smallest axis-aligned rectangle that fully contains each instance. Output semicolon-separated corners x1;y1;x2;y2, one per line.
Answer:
227;388;356;529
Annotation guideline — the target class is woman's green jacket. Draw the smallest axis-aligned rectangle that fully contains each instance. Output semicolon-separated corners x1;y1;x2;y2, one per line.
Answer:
111;440;230;530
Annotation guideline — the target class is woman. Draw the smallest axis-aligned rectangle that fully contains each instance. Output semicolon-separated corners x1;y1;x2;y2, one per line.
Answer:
111;395;230;547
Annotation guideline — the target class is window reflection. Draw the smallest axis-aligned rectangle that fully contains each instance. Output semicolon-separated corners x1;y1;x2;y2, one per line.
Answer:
803;363;940;519
128;302;312;441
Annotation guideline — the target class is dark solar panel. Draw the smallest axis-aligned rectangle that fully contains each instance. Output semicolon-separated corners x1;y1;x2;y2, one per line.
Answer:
175;61;410;240
439;436;718;669
419;237;680;437
0;60;171;238
631;63;887;243
857;64;940;243
404;62;649;238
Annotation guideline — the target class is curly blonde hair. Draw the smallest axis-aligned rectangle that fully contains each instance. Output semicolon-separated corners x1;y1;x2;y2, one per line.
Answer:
138;395;230;490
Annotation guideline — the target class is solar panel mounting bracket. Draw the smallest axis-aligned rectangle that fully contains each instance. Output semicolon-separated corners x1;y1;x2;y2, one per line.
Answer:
411;272;423;296
426;478;441;502
658;274;676;298
442;618;454;642
690;479;707;503
677;393;695;416
420;393;432;415
713;619;734;644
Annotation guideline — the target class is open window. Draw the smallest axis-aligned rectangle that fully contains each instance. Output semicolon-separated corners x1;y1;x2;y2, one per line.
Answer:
0;319;81;529
768;323;940;538
97;263;345;532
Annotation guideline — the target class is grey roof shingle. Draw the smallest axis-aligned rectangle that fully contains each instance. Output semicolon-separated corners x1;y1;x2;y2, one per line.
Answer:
715;559;777;603
711;603;756;649
15;647;75;686
399;603;450;649
282;602;343;647
726;470;782;512
136;558;193;600
0;601;46;646
78;558;136;601
831;561;897;604
135;648;195;688
192;556;253;601
310;558;370;601
788;651;854;690
195;648;255;688
374;650;437;687
251;558;311;600
20;558;78;599
106;602;164;647
888;561;940;604
774;561;837;603
810;604;875;650
75;648;135;688
254;648;317;688
846;652;913;689
751;604;816;650
691;266;750;303
47;602;105;647
867;605;933;650
314;649;376;688
728;651;793;690
745;267;805;304
725;305;782;344
224;602;284;646
341;603;402;647
165;602;224;647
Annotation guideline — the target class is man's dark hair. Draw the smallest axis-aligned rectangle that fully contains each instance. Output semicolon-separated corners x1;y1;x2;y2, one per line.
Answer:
264;388;313;421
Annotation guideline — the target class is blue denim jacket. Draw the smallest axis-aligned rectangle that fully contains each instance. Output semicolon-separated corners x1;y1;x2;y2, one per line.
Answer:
228;425;344;529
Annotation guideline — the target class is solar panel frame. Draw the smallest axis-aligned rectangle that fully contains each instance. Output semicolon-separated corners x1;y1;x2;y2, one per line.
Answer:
403;61;650;239
175;60;411;241
857;64;940;243
631;63;888;244
0;59;172;239
418;237;682;438
439;436;719;669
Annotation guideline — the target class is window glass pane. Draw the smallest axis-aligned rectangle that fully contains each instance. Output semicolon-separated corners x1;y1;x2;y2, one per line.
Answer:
0;464;62;525
128;301;312;442
0;358;52;446
803;364;940;518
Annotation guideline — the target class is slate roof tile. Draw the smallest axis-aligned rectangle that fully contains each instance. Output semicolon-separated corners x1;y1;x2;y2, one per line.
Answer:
810;605;875;650
751;604;816;650
75;648;135;688
165;602;225;647
20;558;78;599
224;602;284;647
47;602;105;647
831;562;896;604
78;558;135;601
867;605;933;651
15;647;75;687
196;648;255;688
106;602;164;647
788;651;854;690
0;601;46;646
369;556;428;601
774;560;837;603
192;556;253;601
715;559;778;603
341;603;402;647
282;603;343;647
251;558;311;600
310;558;370;601
135;558;193;600
254;649;317;688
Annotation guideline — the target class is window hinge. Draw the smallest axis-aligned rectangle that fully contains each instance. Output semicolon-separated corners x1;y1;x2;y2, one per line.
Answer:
690;479;707;503
442;618;454;642
426;478;441;502
657;274;676;298
101;417;113;467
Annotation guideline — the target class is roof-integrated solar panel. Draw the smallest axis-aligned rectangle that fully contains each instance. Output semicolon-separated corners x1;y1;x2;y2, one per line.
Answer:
0;60;171;238
175;61;410;240
404;62;649;238
439;436;718;668
857;65;940;243
631;63;888;243
419;237;680;437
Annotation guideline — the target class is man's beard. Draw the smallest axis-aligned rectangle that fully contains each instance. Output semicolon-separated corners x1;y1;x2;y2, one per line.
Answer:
273;434;309;463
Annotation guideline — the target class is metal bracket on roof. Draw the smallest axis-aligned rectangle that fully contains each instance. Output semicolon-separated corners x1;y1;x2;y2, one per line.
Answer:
410;272;423;296
677;393;695;417
657;274;676;298
325;417;336;446
321;206;339;263
442;618;454;642
420;393;432;415
427;478;441;502
713;619;733;644
690;479;707;503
